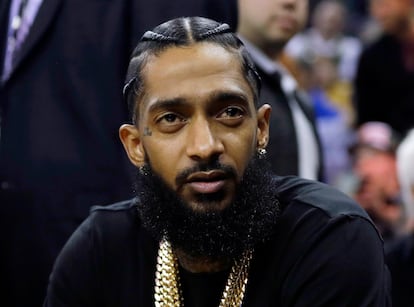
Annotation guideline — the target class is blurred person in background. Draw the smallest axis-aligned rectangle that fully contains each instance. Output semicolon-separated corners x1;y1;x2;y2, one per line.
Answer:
344;0;372;37
0;1;237;306
386;128;414;307
237;0;324;181
354;0;414;135
285;0;362;82
346;122;402;244
306;55;355;185
282;0;360;186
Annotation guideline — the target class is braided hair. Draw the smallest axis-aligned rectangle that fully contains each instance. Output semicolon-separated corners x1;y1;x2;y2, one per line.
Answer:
123;16;261;123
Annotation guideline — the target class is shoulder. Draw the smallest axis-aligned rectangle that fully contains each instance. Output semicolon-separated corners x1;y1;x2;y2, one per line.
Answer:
90;198;138;217
272;176;384;240
55;198;146;268
274;175;370;219
361;34;397;59
262;176;391;305
89;198;139;219
271;175;385;252
76;198;141;241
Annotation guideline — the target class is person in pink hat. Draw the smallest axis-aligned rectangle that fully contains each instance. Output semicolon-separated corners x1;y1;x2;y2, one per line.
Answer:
350;121;402;243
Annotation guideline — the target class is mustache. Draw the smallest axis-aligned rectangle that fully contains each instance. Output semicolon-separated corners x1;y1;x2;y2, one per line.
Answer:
136;155;280;259
175;160;237;186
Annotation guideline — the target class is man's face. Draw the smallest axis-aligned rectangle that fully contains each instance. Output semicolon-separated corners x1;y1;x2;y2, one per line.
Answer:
238;0;308;50
353;147;401;227
313;2;346;39
120;43;270;214
370;0;412;34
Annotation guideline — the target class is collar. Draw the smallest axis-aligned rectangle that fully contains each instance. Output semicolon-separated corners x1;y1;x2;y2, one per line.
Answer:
238;35;298;94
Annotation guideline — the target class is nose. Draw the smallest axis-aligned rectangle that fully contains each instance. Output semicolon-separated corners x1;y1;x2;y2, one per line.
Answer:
185;117;224;161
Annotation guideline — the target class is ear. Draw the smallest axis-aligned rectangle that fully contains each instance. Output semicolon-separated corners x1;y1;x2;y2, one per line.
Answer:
119;124;145;167
256;104;271;148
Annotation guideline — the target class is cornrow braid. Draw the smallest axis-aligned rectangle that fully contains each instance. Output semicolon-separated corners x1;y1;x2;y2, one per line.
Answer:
122;76;136;97
246;62;262;88
123;17;261;123
141;30;178;42
197;23;231;39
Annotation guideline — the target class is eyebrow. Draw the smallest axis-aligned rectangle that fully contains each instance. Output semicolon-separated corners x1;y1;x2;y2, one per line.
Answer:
209;91;250;106
147;97;188;114
147;90;251;114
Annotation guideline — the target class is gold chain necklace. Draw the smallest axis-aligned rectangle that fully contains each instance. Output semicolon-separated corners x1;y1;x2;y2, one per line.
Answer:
154;239;253;307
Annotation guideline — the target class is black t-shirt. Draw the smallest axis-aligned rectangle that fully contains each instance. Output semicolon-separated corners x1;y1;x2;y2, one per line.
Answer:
179;268;229;307
44;176;391;306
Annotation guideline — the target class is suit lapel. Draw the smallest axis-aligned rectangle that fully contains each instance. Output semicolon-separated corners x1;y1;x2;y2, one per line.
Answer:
9;0;63;79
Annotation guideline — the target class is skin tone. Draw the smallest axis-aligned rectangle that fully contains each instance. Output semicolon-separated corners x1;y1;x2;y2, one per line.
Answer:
353;148;401;227
312;1;346;39
119;42;271;272
369;0;413;39
237;0;309;58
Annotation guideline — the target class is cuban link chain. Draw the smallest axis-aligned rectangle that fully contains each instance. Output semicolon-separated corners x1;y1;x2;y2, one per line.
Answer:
154;238;253;307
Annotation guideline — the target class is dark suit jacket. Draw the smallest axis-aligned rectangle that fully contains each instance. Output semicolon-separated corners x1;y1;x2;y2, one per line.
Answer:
257;67;324;181
386;233;414;307
355;34;414;135
0;1;237;306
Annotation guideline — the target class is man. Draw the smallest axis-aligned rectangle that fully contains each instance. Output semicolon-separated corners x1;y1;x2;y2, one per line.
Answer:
286;0;362;82
349;122;402;243
355;0;414;135
0;1;237;306
237;0;323;181
44;17;390;306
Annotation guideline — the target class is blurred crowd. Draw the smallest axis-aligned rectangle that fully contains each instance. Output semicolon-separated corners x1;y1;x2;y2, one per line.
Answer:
284;0;414;242
1;0;414;306
284;2;414;305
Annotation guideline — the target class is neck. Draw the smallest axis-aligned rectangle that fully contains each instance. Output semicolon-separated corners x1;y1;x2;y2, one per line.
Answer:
174;248;231;273
407;19;414;43
403;10;414;42
396;28;413;43
237;30;283;60
262;45;283;61
391;17;414;43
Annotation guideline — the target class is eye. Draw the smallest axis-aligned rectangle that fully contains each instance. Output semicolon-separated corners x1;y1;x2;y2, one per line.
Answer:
155;112;186;133
219;106;244;119
216;106;245;127
161;113;181;123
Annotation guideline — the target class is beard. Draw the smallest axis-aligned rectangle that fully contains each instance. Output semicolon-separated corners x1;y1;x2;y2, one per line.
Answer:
134;155;280;259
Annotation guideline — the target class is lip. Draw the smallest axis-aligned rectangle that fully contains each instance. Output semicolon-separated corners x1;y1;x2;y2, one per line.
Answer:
186;170;228;194
188;180;226;194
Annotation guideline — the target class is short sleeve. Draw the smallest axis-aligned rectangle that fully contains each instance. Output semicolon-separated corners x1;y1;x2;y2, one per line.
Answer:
280;214;391;307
